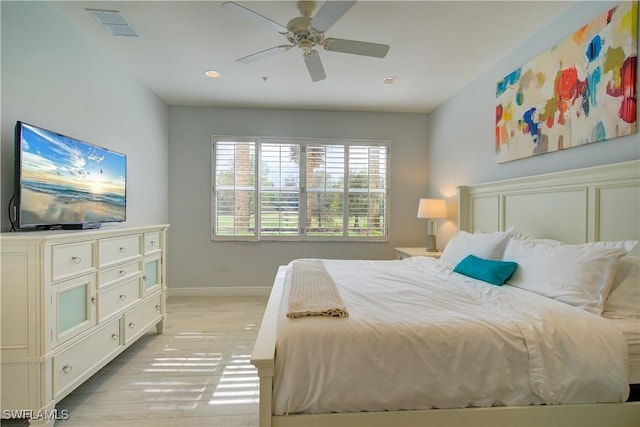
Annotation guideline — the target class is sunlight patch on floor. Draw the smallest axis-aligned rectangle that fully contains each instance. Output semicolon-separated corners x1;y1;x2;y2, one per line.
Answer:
209;354;259;406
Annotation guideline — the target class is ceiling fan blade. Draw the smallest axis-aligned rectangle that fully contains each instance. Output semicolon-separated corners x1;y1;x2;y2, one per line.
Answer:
304;51;326;82
311;1;356;32
222;2;287;33
237;45;292;63
323;38;390;58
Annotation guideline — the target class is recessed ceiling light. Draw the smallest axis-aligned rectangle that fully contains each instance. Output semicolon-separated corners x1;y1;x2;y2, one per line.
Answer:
204;70;221;78
383;76;398;84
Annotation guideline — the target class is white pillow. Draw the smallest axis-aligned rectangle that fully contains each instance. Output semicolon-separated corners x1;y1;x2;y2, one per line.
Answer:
504;238;638;315
440;228;514;266
603;256;640;319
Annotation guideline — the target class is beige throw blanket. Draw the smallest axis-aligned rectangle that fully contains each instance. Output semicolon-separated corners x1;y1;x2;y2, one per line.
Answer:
287;259;349;318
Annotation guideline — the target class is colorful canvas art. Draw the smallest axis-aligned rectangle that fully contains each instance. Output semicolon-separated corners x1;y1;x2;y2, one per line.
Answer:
495;1;638;163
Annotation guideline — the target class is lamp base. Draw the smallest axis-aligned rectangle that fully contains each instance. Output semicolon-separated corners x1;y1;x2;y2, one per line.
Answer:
426;235;437;252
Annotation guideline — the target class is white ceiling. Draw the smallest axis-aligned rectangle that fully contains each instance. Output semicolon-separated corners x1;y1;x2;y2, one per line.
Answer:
49;1;576;113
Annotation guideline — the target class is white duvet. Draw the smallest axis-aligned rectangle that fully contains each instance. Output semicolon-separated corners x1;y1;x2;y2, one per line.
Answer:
273;257;629;415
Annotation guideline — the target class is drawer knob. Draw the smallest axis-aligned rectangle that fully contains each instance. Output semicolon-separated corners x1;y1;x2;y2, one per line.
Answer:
91;296;96;305
119;270;126;276
71;256;82;264
155;304;160;311
150;240;156;246
119;294;126;301
119;246;126;253
111;333;119;341
128;322;136;329
62;364;72;374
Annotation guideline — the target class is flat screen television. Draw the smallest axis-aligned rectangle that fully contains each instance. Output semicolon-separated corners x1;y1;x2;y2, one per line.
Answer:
14;121;127;230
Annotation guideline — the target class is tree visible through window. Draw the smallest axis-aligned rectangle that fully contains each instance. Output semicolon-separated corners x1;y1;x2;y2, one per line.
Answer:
212;137;388;241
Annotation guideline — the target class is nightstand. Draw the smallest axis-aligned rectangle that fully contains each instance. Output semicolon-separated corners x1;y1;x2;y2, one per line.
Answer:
395;247;443;260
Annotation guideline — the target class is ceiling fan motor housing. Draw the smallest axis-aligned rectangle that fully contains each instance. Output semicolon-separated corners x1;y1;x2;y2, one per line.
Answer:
287;15;324;49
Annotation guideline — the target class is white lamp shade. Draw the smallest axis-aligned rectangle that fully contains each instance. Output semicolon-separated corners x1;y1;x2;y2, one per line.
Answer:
417;198;447;219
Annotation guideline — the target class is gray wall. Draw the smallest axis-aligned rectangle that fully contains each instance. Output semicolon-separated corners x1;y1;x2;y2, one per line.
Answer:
168;107;429;288
427;1;640;244
0;1;169;231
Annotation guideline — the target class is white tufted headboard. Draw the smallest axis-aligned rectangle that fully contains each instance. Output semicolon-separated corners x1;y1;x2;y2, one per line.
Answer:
458;160;639;250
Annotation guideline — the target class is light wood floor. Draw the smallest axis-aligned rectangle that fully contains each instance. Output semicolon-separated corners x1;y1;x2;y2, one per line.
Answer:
51;296;268;427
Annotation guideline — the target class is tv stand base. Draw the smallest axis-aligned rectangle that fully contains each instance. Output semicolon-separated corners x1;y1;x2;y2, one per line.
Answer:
61;222;102;230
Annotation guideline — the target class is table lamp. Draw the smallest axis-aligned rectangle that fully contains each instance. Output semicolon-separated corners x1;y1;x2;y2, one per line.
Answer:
417;198;447;252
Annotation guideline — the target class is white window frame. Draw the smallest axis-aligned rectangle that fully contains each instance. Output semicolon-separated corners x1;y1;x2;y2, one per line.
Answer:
212;136;389;242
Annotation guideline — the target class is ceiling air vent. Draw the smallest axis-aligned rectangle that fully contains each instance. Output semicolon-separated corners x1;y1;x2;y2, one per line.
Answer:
86;9;139;37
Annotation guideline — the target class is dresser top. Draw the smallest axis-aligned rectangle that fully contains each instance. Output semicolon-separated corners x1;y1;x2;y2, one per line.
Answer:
1;224;169;241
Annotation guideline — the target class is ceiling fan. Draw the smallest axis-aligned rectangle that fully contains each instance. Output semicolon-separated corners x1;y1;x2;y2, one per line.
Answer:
221;1;390;82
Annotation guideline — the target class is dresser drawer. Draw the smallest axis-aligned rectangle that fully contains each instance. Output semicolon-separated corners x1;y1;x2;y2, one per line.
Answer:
54;317;122;398
124;294;162;345
143;231;162;255
98;278;140;322
98;234;141;268
52;241;95;282
98;260;142;289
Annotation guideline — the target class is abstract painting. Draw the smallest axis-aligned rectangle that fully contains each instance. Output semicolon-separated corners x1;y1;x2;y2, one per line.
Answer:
495;1;637;163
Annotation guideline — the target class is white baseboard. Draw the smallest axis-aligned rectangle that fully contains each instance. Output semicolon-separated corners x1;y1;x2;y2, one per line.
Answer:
167;286;271;298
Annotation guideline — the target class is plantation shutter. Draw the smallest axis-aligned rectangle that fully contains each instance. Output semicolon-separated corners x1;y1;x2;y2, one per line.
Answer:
260;142;301;238
305;144;345;238
213;139;257;239
347;144;387;238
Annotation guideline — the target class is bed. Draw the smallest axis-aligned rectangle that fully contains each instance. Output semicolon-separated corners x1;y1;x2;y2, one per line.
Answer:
251;160;640;427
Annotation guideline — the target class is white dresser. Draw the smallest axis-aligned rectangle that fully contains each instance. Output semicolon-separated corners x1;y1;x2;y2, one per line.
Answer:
0;224;169;426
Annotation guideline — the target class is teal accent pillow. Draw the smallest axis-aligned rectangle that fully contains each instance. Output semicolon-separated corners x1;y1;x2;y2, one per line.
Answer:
453;255;518;286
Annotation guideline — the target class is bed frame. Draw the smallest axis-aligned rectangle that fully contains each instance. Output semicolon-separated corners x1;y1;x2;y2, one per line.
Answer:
251;160;640;427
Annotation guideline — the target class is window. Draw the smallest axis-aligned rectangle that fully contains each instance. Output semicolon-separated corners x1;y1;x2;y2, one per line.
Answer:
212;137;388;241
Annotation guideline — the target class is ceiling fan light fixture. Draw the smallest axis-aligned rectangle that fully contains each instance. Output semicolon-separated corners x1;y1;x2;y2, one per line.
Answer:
204;70;221;78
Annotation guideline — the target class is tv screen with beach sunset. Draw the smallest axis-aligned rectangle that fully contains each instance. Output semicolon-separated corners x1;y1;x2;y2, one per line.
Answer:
15;122;126;229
